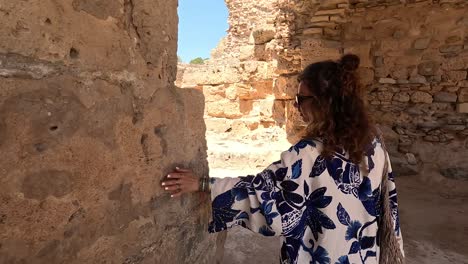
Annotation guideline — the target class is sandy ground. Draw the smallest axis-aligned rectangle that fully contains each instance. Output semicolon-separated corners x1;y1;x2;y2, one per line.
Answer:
207;134;468;264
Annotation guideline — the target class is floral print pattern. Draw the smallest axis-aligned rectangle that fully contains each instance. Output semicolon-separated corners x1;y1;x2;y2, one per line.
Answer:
208;138;403;263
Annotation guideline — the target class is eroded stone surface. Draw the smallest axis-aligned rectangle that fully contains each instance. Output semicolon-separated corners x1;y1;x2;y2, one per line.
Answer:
0;0;219;263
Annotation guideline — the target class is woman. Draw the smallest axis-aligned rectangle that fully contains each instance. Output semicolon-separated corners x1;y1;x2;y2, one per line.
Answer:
161;54;404;264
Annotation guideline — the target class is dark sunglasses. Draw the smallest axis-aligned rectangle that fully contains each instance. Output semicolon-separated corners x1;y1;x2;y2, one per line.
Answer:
295;94;315;105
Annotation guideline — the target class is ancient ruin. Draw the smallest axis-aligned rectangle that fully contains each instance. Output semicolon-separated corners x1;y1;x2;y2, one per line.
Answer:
1;0;468;263
179;0;468;179
178;0;468;263
0;0;220;263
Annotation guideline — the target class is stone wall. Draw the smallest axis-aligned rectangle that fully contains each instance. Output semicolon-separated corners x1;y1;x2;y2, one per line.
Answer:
178;0;468;179
0;0;219;263
278;0;468;178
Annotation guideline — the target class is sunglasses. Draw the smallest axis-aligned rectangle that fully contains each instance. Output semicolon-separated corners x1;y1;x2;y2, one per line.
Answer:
295;94;315;105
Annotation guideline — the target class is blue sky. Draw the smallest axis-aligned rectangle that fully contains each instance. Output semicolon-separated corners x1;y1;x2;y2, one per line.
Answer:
177;0;228;63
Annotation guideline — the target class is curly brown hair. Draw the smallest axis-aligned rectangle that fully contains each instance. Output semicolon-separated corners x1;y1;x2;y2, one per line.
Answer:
298;54;376;164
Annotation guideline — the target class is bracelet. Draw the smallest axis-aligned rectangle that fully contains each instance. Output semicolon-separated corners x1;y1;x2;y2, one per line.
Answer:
199;177;210;192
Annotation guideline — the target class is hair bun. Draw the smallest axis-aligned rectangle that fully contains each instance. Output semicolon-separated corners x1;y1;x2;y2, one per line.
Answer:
340;54;360;72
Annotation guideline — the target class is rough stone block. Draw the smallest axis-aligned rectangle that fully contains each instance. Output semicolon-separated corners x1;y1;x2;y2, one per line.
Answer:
315;9;346;16
301;39;341;67
324;28;341;37
441;57;466;70
439;45;463;53
411;91;433;103
379;78;397;84
434;92;457;102
273;76;298;100
206;99;243;119
236;81;273;100
418;61;440;76
458;103;468;113
252;26;276;45
409;75;427;84
459;80;468;87
310;16;330;23
183;65;241;85
377;91;394;101
413;38;431;50
458;88;468;102
393;92;410;103
446;71;467;81
303;28;323;35
272;100;286;125
239;45;255;61
252;98;276;122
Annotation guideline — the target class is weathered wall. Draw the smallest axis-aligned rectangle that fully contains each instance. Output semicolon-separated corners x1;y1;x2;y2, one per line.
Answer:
178;0;468;179
0;0;219;263
277;0;468;179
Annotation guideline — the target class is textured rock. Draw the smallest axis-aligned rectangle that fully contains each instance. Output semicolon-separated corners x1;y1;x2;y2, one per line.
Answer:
406;153;418;165
434;92;458;103
0;1;218;263
379;78;397;84
439;45;463;53
393;92;411;103
413;38;431;50
446;71;467;81
411;91;433;104
418;61;440;76
458;88;468;103
457;103;468;113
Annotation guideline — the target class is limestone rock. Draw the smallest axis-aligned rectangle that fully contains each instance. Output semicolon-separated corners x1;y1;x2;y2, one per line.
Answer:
273;76;298;100
439;45;463;53
457;103;468;113
252;26;276;45
206;99;243;119
409;75;427;84
411;91;433;104
434;92;457;103
413;38;431;50
446;71;467;82
458;88;468;103
406;153;418;165
0;0;218;263
393;92;411;102
418;61;440;76
379;78;396;84
441;57;466;70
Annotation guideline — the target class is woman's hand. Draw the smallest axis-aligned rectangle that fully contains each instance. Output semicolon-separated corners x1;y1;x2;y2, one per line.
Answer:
161;167;199;198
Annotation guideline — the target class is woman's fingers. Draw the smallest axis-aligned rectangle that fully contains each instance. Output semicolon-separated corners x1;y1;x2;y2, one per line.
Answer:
167;172;184;179
163;185;180;191
170;191;183;198
161;179;180;186
160;167;198;198
175;167;191;173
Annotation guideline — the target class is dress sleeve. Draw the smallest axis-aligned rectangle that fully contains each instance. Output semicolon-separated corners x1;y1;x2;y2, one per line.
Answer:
208;148;301;236
385;153;405;257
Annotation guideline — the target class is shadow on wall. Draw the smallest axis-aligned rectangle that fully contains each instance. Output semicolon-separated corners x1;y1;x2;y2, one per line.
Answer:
0;79;222;263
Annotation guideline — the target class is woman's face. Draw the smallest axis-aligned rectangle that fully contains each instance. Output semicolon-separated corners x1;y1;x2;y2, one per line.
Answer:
294;82;314;123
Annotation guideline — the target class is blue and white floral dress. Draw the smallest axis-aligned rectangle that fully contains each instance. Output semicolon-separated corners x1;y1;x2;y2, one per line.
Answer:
208;138;403;264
